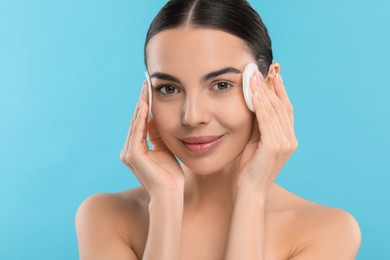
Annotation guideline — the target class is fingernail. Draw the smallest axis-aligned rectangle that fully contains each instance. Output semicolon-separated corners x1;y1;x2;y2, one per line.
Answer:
139;100;144;109
254;71;264;85
276;73;283;83
254;90;260;100
141;82;147;94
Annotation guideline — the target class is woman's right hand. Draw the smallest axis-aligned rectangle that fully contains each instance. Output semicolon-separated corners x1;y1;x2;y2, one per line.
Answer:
120;81;185;199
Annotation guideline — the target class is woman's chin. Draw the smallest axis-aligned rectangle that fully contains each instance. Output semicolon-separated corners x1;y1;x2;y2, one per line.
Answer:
180;160;231;176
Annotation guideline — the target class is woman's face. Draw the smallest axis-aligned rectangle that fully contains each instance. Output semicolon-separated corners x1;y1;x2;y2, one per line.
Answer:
146;26;256;174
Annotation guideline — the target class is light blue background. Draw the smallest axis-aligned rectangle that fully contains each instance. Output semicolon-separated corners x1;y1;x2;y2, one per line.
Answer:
1;0;389;259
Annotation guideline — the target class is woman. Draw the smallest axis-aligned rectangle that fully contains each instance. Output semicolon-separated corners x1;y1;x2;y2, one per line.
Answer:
76;0;361;259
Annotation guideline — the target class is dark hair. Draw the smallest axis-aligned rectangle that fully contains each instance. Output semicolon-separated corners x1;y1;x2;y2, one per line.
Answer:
144;0;273;77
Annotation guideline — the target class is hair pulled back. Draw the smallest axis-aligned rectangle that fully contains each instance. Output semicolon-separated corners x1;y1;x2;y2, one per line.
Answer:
144;0;273;77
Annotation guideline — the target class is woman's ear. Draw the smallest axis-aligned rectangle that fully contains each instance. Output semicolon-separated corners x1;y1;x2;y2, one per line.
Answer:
265;62;281;86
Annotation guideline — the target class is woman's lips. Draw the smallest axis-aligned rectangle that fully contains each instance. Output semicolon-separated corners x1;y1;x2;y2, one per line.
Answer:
180;135;224;154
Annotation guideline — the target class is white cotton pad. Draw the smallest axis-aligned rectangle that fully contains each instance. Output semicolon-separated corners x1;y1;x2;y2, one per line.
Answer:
144;71;153;118
242;63;259;112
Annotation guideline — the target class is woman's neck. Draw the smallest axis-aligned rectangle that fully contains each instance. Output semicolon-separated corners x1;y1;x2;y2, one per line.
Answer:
181;160;240;214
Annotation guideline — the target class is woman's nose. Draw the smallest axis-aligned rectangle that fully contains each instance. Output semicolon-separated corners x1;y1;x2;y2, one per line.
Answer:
181;94;210;127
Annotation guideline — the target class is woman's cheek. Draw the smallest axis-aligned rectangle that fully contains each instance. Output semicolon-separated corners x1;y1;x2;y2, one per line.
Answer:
220;100;253;153
152;100;181;145
152;99;180;127
216;94;252;130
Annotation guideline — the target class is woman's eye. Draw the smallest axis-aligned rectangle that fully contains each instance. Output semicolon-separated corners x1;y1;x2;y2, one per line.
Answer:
155;85;179;95
212;82;232;92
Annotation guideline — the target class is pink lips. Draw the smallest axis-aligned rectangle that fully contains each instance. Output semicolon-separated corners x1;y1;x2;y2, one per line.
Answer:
180;135;224;154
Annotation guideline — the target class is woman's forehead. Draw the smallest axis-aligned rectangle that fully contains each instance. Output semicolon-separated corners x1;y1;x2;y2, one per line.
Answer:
146;27;253;73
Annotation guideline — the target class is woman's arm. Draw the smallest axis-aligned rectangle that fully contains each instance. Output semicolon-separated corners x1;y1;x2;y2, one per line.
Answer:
120;81;185;259
224;188;266;259
76;81;186;259
143;191;184;260
225;70;297;259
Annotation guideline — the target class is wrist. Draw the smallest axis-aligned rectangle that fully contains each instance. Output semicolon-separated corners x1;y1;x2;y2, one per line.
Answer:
235;185;267;206
149;189;184;207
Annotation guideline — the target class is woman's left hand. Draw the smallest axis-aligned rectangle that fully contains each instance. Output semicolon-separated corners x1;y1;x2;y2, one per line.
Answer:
236;71;298;197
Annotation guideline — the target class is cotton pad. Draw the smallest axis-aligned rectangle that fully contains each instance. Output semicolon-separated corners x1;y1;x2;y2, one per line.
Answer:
242;63;260;112
144;71;153;118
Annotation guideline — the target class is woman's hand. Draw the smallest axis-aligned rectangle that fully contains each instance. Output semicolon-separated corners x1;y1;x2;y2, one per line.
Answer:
237;72;298;197
120;81;185;199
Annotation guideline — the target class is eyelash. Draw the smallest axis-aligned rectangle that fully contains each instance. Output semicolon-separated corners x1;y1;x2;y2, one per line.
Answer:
154;82;233;96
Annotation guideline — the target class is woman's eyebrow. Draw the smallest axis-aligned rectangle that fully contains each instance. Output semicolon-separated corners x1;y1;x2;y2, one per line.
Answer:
149;66;241;84
201;67;241;82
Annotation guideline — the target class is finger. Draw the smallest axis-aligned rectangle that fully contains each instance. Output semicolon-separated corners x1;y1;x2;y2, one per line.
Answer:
250;70;265;96
248;115;260;144
141;79;150;112
273;75;294;122
140;80;151;142
130;80;148;136
121;81;147;156
251;76;277;147
273;74;293;108
262;79;295;140
272;74;295;135
147;118;170;151
256;83;289;146
143;83;171;151
264;76;276;92
129;100;149;156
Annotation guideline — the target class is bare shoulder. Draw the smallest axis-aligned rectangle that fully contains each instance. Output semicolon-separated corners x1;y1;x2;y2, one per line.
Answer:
75;186;149;259
270;184;361;259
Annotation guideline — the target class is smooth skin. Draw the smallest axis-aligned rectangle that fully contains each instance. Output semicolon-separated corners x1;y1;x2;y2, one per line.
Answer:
75;26;361;260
